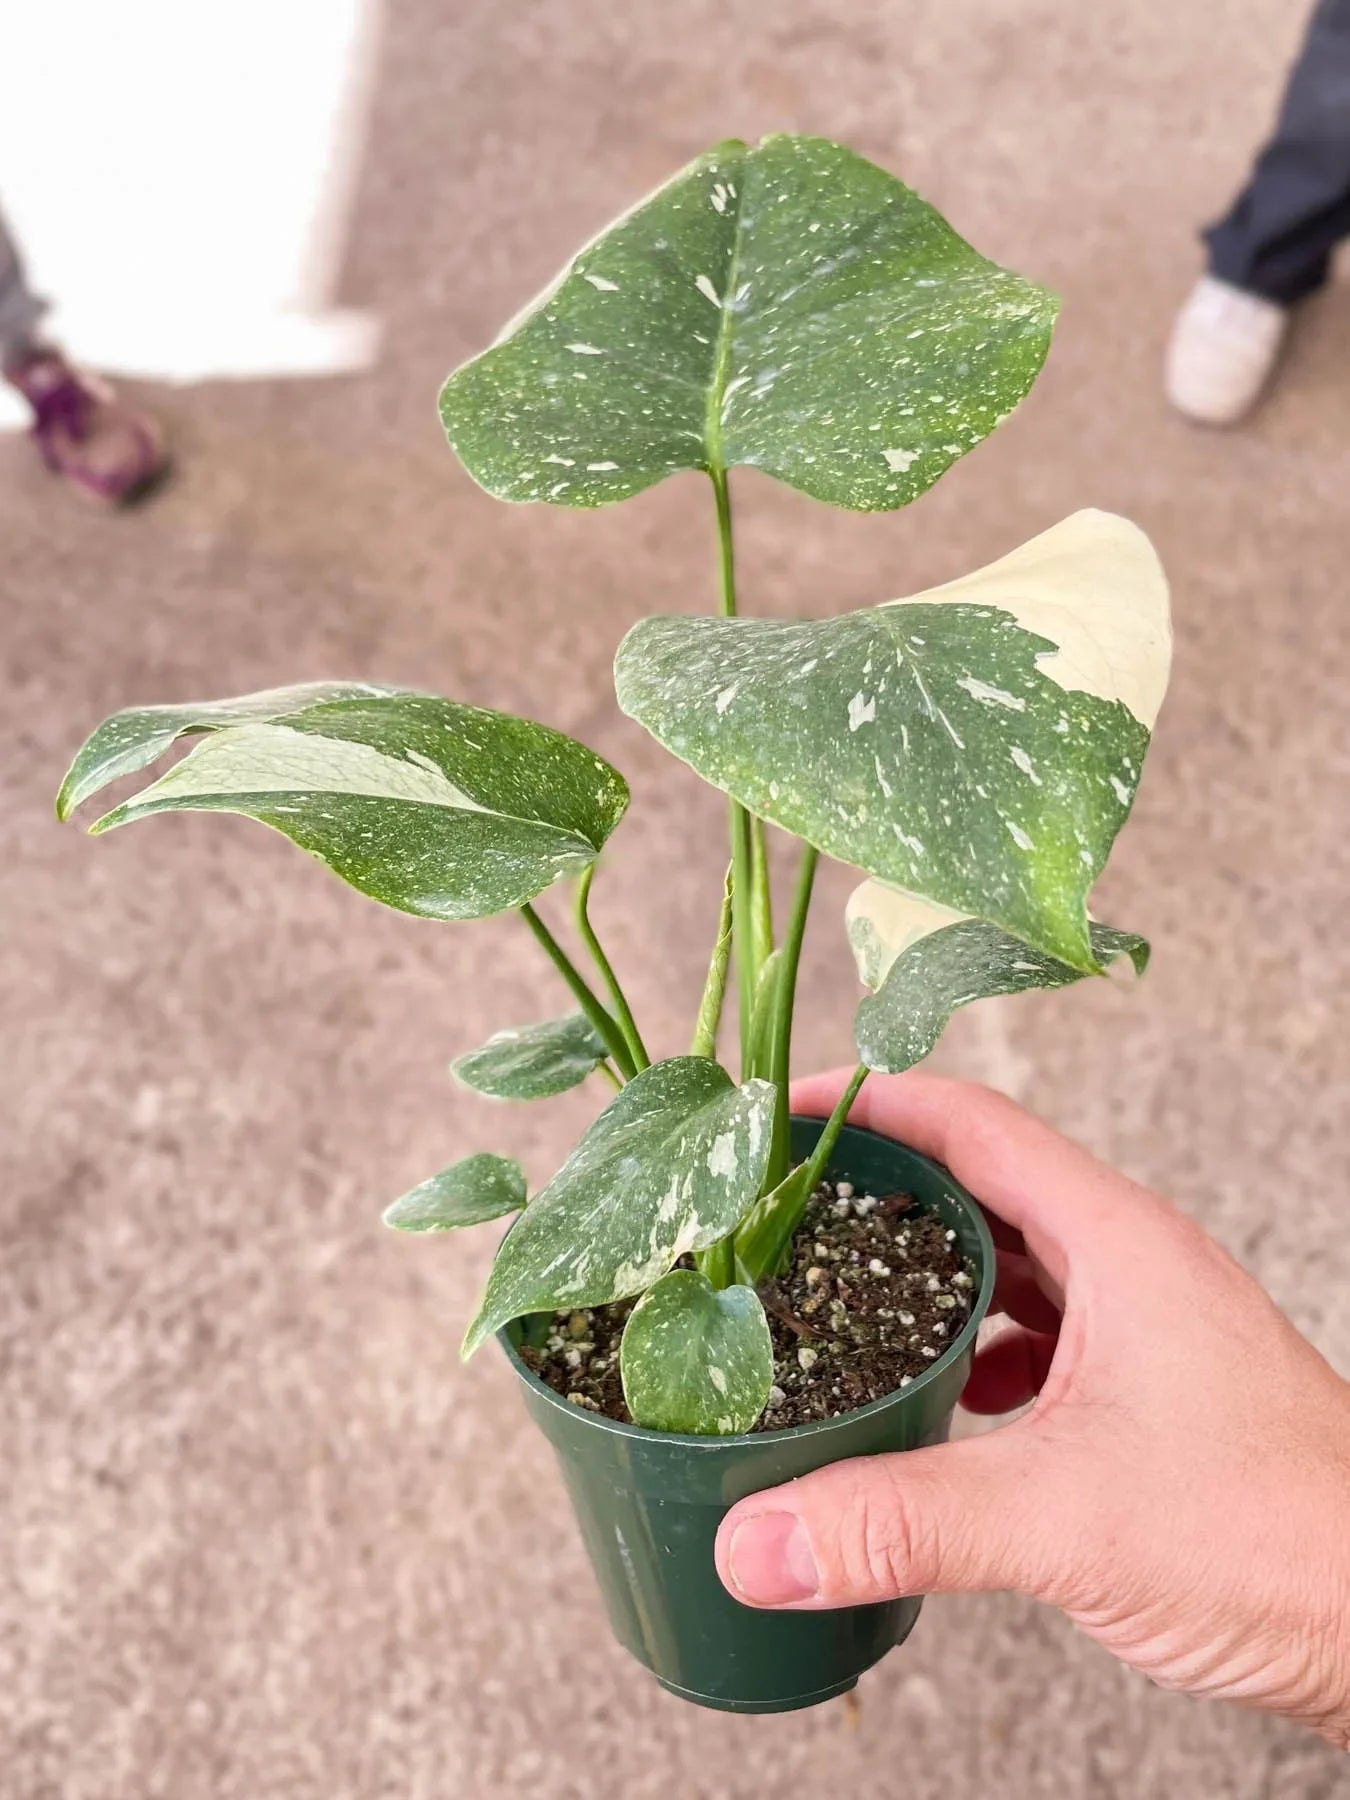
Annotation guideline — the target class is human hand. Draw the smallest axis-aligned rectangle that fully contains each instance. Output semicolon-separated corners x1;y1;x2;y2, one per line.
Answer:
715;1070;1350;1748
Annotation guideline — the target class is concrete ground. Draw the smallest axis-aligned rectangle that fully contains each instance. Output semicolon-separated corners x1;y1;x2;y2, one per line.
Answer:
4;1;1349;1795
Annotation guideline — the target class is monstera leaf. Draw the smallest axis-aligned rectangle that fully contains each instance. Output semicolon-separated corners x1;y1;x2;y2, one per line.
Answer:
461;1057;776;1357
383;1153;527;1232
617;510;1170;971
620;1271;773;1435
451;1012;609;1099
58;685;629;921
440;133;1056;512
847;879;1149;1073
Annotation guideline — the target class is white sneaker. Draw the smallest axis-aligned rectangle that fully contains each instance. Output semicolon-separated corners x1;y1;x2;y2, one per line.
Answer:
1164;275;1289;426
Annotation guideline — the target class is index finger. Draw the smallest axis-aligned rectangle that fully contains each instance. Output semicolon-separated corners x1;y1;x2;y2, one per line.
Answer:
790;1067;1158;1281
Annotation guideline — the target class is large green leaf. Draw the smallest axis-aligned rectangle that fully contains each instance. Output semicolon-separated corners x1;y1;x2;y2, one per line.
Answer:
451;1012;608;1099
59;686;629;921
620;1271;773;1435
383;1153;527;1232
461;1057;776;1358
440;133;1056;512
847;879;1148;1073
617;511;1170;971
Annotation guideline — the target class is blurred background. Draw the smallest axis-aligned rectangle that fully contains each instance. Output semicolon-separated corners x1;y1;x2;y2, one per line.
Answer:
3;1;1348;1795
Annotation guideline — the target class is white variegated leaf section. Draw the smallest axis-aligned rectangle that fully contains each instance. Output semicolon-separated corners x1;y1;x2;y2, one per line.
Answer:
847;877;1149;1074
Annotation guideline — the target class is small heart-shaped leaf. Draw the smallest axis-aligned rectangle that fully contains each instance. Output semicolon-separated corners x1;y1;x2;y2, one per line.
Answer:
440;134;1056;512
461;1057;776;1358
60;687;628;922
620;1270;773;1435
451;1012;608;1100
617;510;1170;971
383;1153;527;1232
848;879;1149;1074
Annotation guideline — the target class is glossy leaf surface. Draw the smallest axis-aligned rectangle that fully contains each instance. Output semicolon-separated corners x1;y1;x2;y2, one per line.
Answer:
848;879;1148;1073
61;687;629;921
383;1153;527;1232
440;134;1056;511
462;1057;775;1357
617;511;1169;970
620;1271;773;1435
451;1012;608;1099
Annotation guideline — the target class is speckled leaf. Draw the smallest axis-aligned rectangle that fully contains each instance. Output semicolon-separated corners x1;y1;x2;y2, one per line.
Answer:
620;1271;772;1435
848;878;1149;1073
382;1153;527;1232
461;1057;776;1358
451;1012;608;1099
439;133;1056;511
55;681;396;821
60;688;629;921
617;511;1170;971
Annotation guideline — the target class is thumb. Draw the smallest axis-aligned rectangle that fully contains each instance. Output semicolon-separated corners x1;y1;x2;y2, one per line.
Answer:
715;1428;1065;1609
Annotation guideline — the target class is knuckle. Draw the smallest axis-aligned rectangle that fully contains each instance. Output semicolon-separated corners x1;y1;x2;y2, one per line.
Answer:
828;1460;932;1601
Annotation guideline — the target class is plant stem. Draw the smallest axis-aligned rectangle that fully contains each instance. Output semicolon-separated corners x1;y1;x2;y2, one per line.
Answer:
691;862;734;1059
697;1234;736;1291
750;817;774;972
764;841;818;1188
711;464;737;619
797;1063;870;1210
574;866;650;1072
734;1063;872;1285
729;803;757;1064
709;466;771;1077
519;902;637;1080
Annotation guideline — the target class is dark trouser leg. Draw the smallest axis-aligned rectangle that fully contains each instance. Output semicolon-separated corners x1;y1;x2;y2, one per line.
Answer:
1204;0;1350;303
0;203;48;365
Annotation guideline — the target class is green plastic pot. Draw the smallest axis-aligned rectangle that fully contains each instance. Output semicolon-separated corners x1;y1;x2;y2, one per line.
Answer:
500;1115;996;1713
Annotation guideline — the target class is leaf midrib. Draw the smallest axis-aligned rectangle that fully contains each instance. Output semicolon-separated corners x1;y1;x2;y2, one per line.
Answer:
703;154;751;476
96;785;605;856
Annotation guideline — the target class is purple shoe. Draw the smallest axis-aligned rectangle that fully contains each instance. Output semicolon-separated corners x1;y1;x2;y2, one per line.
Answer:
4;349;167;504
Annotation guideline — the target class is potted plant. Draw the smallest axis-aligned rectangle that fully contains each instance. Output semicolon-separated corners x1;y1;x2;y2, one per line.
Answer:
57;134;1171;1714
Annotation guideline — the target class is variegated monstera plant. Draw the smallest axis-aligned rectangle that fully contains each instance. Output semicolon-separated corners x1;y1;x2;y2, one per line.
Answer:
59;136;1171;1436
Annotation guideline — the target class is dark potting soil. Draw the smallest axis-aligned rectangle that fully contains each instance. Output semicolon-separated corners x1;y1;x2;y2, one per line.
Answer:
518;1180;975;1432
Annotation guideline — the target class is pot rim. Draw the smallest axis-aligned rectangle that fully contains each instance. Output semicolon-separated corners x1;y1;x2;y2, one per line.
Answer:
498;1119;997;1451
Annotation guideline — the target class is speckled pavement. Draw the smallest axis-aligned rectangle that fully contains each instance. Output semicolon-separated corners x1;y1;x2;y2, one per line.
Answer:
3;3;1348;1795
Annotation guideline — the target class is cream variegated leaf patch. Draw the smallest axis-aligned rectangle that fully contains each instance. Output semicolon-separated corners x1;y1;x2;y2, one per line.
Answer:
620;1271;773;1435
847;878;1149;1073
461;1057;776;1358
59;687;628;921
617;511;1170;971
440;133;1056;512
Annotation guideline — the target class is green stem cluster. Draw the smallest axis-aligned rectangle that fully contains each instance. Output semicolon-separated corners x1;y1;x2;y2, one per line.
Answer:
574;866;650;1074
519;902;638;1081
524;467;868;1294
697;469;865;1286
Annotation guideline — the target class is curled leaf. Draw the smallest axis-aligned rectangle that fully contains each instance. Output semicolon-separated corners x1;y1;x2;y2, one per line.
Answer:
61;687;629;921
848;879;1148;1074
452;1013;608;1100
383;1153;527;1232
